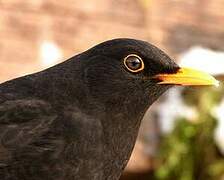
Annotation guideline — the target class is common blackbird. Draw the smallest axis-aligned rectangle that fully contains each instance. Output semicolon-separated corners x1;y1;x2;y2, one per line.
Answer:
0;39;218;180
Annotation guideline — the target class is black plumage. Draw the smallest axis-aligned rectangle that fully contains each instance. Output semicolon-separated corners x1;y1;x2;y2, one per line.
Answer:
0;38;181;180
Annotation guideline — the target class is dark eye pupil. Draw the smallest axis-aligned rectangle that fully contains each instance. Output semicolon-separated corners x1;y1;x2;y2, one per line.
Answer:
126;57;141;70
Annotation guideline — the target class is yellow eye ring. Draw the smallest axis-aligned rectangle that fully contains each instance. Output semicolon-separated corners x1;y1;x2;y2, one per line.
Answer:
123;54;144;73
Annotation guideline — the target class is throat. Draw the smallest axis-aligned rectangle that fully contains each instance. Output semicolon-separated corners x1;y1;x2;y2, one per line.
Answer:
96;86;170;177
98;98;148;177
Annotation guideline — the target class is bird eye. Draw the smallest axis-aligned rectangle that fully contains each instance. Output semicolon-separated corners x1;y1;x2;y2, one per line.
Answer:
124;54;144;73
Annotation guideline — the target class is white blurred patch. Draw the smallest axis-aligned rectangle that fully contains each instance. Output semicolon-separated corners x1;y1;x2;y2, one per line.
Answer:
180;47;224;75
40;41;62;67
213;99;224;154
159;88;197;133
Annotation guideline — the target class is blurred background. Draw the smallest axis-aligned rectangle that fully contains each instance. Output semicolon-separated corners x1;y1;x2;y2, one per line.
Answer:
0;0;224;179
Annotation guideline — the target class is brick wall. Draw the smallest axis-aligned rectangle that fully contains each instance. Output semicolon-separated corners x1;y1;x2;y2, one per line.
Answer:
0;0;147;82
149;0;224;56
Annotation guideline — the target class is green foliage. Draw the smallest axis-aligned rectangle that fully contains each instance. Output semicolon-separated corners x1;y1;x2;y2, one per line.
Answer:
155;86;224;180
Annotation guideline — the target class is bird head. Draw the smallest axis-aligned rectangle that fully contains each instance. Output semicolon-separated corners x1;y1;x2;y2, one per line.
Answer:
81;38;218;117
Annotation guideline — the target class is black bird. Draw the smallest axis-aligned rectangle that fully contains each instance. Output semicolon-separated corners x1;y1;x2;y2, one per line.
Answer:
0;39;218;180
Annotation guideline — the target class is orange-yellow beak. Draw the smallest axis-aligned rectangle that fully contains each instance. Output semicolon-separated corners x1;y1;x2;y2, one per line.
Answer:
154;67;219;86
